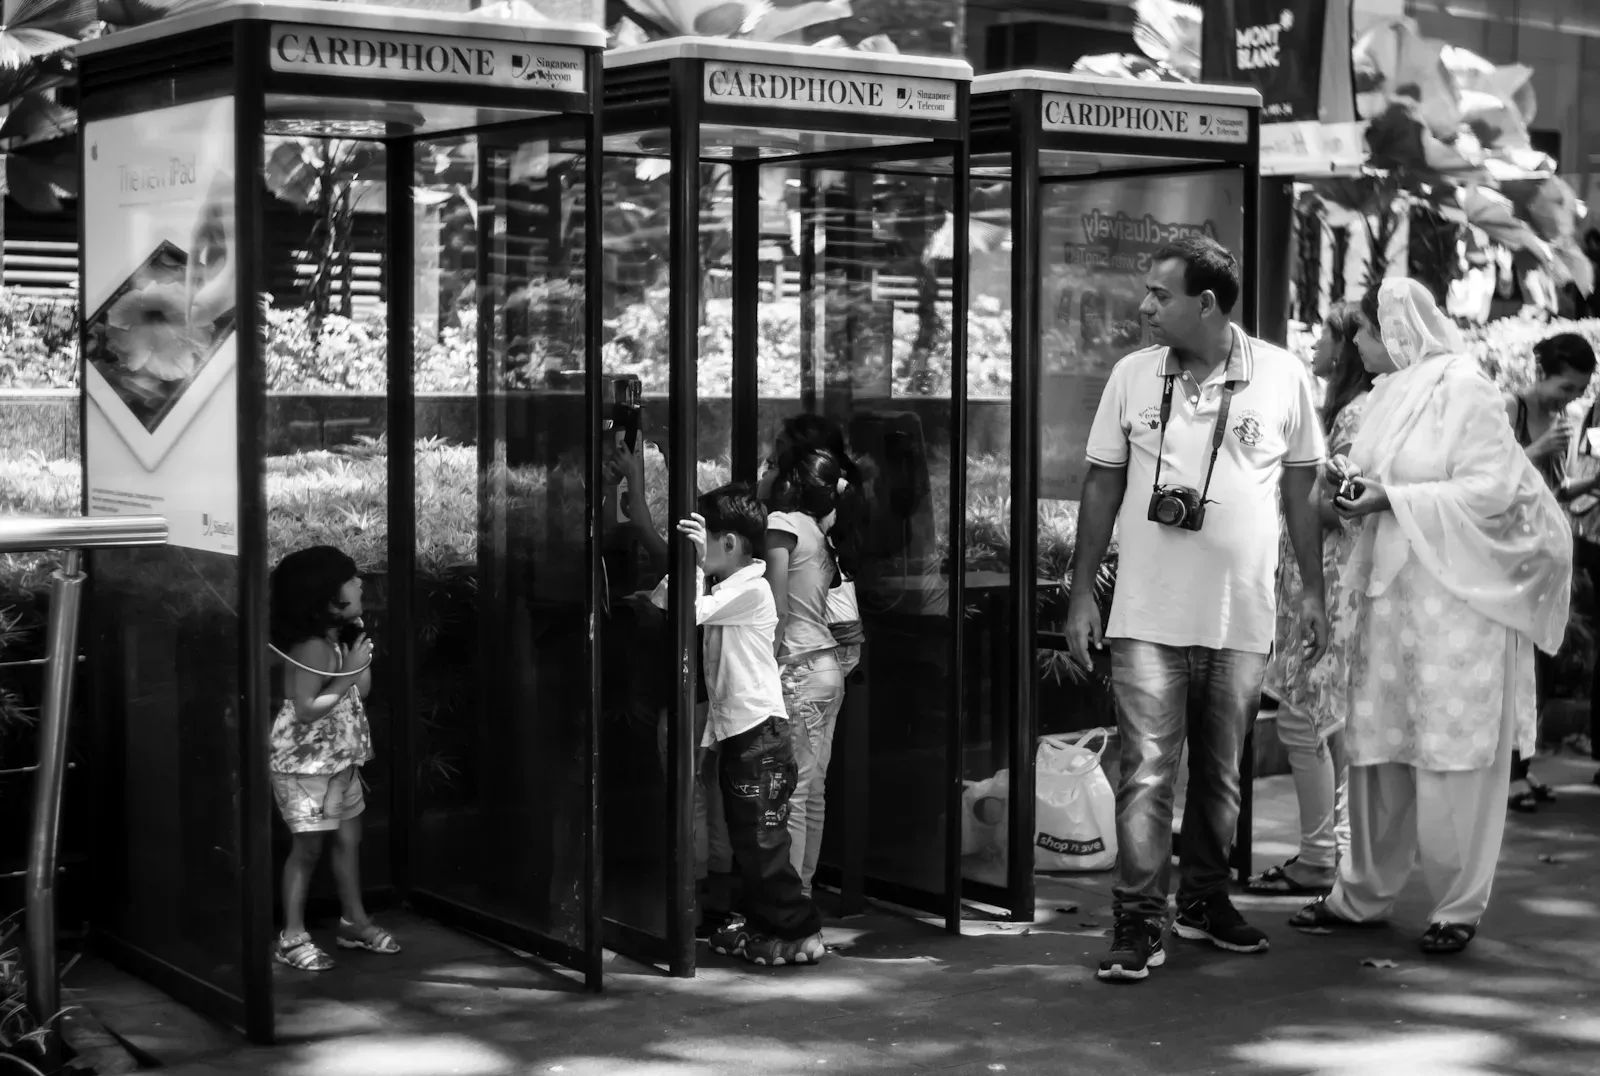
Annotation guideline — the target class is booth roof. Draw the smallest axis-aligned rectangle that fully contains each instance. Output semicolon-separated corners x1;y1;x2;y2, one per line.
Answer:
603;36;972;84
972;69;1260;111
74;0;607;57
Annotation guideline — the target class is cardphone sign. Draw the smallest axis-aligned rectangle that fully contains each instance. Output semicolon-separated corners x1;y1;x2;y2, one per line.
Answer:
269;24;587;92
1041;93;1250;145
703;61;957;121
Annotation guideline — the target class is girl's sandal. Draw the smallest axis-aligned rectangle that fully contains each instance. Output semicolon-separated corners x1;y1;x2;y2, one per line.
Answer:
1420;922;1476;955
1247;857;1335;895
274;932;334;971
1289;896;1383;933
336;918;401;954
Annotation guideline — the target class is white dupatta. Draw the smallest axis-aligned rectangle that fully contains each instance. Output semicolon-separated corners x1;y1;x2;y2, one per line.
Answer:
1342;279;1572;654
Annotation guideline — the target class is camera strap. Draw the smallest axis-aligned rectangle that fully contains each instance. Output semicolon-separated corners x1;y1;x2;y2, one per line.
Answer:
1152;373;1234;506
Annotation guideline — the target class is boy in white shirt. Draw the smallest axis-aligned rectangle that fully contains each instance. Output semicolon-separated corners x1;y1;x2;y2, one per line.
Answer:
653;484;825;965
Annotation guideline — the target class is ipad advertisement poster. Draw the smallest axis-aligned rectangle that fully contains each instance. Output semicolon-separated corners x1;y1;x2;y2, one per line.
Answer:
82;96;238;556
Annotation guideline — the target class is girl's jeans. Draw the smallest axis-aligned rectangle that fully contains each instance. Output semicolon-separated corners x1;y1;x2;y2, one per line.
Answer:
1274;705;1350;870
781;650;847;895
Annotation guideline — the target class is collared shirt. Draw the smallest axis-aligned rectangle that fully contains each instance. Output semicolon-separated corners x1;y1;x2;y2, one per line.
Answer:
1085;323;1325;653
651;561;786;746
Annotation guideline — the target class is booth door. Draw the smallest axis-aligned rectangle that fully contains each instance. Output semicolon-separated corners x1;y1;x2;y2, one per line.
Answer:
1023;164;1250;865
402;123;601;982
746;160;968;924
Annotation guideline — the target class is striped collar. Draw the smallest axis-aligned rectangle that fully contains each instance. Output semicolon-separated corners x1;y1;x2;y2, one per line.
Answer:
1156;323;1255;385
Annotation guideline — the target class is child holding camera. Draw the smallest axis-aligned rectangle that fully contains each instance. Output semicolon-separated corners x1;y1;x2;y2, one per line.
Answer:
650;485;825;966
268;545;399;971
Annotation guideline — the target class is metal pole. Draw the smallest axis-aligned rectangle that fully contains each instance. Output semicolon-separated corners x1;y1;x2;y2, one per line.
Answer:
24;549;85;1039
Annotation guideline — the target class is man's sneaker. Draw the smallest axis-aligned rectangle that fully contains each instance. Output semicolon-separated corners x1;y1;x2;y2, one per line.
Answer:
1174;894;1270;953
707;915;752;957
1096;915;1165;982
742;931;825;966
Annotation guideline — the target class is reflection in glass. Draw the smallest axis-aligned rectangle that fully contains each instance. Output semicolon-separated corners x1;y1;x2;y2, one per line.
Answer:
409;131;593;946
961;176;1014;887
745;163;959;902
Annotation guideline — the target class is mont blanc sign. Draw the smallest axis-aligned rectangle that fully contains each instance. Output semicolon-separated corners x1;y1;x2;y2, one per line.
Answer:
703;61;957;121
269;24;587;93
1041;94;1250;145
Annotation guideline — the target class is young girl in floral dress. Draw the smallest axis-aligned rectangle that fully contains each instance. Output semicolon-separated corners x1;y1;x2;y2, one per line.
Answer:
269;545;399;970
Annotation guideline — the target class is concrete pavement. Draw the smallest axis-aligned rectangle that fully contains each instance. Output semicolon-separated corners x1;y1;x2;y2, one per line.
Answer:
65;754;1600;1076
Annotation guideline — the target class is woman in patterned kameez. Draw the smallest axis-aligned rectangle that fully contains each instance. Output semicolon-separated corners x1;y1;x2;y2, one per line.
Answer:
1291;279;1572;954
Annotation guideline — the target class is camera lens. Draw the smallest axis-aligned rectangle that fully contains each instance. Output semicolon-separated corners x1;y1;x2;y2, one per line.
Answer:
1154;497;1183;525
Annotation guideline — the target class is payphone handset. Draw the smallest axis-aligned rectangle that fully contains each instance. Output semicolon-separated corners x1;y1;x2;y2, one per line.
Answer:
607;376;644;525
611;376;643;453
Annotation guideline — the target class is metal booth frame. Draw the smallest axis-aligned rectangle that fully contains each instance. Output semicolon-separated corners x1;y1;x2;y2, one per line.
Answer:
969;71;1264;918
75;0;606;1042
600;38;976;975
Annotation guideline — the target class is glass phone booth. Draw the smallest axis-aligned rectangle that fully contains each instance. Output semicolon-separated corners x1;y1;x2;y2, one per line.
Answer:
76;0;605;1042
965;73;1263;914
598;39;974;974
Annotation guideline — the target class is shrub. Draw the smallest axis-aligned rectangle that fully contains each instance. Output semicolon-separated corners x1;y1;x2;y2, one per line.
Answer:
3;293;1019;400
0;294;77;390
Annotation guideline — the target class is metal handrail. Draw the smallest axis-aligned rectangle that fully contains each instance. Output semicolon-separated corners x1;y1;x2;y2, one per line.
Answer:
0;514;169;554
0;514;168;1040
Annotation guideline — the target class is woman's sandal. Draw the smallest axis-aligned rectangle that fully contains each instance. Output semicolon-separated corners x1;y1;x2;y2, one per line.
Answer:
1509;777;1548;813
274;932;334;971
1247;857;1336;895
1289;896;1383;933
1420;922;1476;955
336;918;401;954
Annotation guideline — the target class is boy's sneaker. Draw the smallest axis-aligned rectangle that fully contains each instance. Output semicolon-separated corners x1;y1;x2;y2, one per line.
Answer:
1174;894;1269;953
707;915;753;957
1097;915;1165;982
742;931;825;967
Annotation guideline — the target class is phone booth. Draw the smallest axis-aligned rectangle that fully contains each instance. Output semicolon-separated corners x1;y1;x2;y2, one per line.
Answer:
597;39;974;974
966;72;1263;915
76;0;605;1042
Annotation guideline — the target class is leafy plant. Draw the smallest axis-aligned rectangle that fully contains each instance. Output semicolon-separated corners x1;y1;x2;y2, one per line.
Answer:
0;910;73;1075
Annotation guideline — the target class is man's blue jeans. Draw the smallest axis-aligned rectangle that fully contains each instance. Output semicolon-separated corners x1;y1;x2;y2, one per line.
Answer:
1109;639;1268;920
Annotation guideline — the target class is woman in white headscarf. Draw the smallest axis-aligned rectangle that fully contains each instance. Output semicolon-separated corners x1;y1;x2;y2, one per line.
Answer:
1290;278;1572;954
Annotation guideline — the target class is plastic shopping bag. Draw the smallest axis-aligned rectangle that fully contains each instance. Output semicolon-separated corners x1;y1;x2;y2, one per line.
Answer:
960;768;1009;859
1033;728;1117;872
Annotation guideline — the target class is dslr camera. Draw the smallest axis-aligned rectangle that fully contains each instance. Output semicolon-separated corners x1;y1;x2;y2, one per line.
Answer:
1148;485;1206;532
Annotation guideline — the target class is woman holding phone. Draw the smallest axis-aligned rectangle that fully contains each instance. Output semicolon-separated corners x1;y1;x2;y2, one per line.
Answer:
1504;333;1597;809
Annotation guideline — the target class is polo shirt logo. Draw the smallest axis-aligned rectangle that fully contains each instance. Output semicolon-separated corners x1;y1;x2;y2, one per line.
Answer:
1233;409;1265;447
1139;405;1161;430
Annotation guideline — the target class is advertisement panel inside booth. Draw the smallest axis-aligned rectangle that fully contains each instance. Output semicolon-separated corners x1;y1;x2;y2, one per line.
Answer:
83;96;239;556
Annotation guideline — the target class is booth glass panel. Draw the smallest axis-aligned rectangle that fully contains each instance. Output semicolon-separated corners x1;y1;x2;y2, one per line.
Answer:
261;134;394;901
81;87;259;1025
755;162;959;907
1033;167;1246;738
597;150;668;943
961;176;1017;887
88;548;246;1004
409;129;594;950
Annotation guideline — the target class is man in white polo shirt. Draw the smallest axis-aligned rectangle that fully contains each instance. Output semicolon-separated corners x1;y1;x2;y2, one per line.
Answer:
1066;234;1329;984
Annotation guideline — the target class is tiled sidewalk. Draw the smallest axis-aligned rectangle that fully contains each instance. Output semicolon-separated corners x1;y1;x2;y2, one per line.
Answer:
67;755;1600;1075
